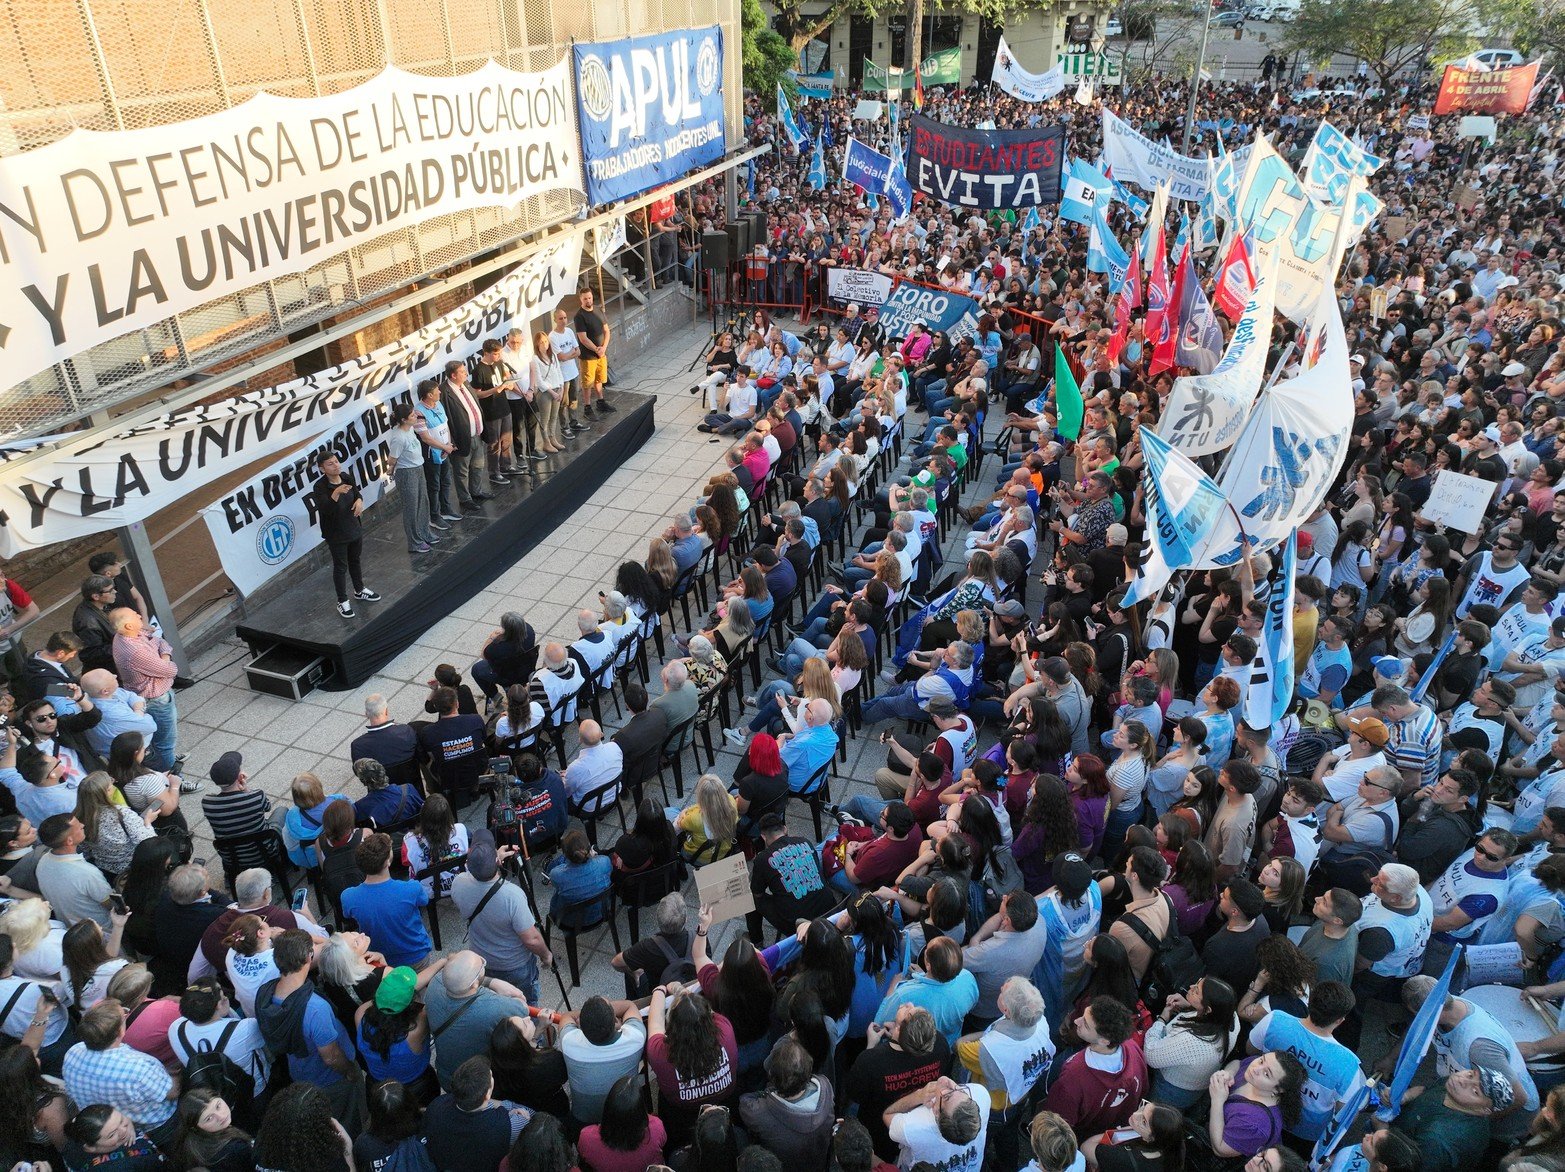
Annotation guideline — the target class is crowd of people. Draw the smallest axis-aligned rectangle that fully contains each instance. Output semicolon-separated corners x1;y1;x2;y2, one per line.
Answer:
0;46;1562;1172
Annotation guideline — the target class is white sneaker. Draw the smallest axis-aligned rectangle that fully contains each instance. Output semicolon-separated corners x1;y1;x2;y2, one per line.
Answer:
879;667;898;684
338;601;355;618
722;728;747;746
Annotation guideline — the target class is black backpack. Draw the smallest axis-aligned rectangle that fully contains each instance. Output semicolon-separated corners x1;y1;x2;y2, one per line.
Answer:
651;934;698;986
1121;892;1204;1014
179;1021;256;1106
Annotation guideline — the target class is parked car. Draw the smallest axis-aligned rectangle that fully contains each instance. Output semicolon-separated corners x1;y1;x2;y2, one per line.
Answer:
1103;15;1124;36
1210;10;1245;27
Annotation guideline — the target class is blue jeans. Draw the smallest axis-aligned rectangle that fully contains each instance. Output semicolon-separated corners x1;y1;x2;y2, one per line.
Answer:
861;684;926;726
748;681;797;732
845;794;890;824
779;637;825;679
1102;799;1144;861
144;691;178;771
487;961;541;1006
819;843;860;896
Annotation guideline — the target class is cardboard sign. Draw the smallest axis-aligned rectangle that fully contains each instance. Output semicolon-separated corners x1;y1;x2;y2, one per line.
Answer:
695;853;755;922
1455;184;1481;210
1420;469;1498;534
1382;214;1410;240
1369;286;1389;321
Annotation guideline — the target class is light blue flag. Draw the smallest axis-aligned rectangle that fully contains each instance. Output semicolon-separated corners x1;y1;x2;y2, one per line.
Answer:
1172;211;1191;261
887;155;913;220
1312;1084;1372;1171
821;118;834;149
889;94;900;149
1109;173;1149;219
1121;429;1227;608
1022;205;1040;233
808;128;827;191
1060;157;1113;226
776;85;808;152
1244;530;1296;730
1409;630;1456;705
866;190;879;210
1087;202;1131;293
1195;157;1222;252
1378;943;1463;1121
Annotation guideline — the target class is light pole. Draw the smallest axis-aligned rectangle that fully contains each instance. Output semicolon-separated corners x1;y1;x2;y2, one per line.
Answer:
1182;0;1216;153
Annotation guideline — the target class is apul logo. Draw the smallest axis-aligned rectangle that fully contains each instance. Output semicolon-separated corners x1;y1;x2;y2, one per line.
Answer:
257;517;295;566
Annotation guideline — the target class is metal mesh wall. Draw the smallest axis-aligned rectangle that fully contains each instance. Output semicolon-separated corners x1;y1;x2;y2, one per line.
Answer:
0;0;742;441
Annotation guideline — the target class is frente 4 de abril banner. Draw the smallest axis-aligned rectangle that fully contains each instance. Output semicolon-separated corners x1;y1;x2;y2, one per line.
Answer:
0;62;582;390
572;27;726;205
905;113;1065;209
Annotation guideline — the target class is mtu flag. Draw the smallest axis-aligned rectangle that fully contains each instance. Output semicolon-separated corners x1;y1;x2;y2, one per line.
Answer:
1245;531;1296;730
1121;428;1227;609
1174;245;1224;373
1087;202;1131;294
777;85;808;151
808;128;827;191
1060;158;1113;226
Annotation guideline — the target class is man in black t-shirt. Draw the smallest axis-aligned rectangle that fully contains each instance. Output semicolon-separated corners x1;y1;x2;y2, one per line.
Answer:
844;1005;952;1162
574;289;613;420
747;813;835;940
1200;878;1271;993
416;685;487;811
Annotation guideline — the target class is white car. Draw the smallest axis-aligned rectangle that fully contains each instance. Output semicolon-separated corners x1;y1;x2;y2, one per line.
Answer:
1104;15;1124;36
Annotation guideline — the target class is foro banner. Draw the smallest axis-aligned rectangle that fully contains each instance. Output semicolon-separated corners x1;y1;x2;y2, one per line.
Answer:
0;233;585;555
572;27;726;206
0;61;582;392
200;402;396;597
906;113;1064;209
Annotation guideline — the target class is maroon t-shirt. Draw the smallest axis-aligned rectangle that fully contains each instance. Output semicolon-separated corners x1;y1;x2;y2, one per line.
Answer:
852;824;925;888
646;1012;738;1118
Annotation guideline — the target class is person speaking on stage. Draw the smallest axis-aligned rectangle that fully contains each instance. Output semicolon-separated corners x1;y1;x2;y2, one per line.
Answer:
312;451;381;620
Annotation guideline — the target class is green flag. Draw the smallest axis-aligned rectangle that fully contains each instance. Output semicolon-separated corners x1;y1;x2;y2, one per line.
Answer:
1055;343;1083;440
920;46;962;85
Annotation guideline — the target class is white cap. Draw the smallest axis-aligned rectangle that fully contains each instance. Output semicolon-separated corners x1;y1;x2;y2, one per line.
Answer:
1502;361;1527;377
1349;353;1365;365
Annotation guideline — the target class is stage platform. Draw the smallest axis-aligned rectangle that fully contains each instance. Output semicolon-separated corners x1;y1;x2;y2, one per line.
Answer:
235;390;655;693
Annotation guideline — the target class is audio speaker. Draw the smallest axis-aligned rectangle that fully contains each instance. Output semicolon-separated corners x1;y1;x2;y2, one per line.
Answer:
744;209;769;247
725;217;751;260
700;231;730;271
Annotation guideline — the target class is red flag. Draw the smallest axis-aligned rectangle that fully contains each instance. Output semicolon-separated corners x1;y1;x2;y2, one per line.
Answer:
1149;238;1183;375
1213;230;1256;321
1106;249;1141;366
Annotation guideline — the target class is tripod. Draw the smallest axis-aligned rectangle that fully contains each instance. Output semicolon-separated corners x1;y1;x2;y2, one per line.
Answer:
685;300;737;374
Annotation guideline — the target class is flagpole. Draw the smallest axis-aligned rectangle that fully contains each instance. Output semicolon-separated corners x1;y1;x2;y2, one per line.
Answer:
1182;0;1216;154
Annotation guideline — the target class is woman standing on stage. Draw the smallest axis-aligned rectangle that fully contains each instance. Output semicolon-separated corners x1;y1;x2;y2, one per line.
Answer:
530;331;567;456
384;402;439;554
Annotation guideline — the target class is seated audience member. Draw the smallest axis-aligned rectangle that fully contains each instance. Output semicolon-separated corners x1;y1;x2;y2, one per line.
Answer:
282;771;352;869
561;995;647;1126
349;693;423;785
352;757;424;828
564;719;623;806
417;685;488;810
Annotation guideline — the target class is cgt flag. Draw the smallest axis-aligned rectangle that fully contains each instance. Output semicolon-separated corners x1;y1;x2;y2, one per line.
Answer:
1245;530;1296;730
1121;428;1228;609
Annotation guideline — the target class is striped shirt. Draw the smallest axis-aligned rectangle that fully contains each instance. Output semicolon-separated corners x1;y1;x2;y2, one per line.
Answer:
1385;703;1443;789
202;787;272;866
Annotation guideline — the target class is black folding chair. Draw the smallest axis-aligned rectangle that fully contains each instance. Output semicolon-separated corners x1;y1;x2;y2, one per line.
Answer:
543;888;622;986
567;773;625;850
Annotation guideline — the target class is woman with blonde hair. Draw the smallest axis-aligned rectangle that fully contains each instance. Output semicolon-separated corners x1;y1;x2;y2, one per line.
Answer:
283;772;352;869
729;653;842;743
646;538;678;593
529;330;566;453
0;898;63;981
75;771;157;879
872;547;904;595
672;775;739;863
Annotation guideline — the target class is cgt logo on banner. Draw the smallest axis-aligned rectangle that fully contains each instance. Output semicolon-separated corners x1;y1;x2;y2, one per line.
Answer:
0;62;583;393
202;402;399;596
0;232;584;555
906;113;1064;209
877;283;979;338
573;27;726;205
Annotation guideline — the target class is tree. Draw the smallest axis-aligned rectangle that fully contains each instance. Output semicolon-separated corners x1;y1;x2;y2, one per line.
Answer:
1282;0;1477;90
743;0;798;98
1485;0;1565;63
1107;0;1204;84
770;0;1031;57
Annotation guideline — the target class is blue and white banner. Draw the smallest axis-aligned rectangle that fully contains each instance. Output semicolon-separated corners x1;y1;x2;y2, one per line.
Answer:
1061;157;1114;225
1087;202;1131;293
573;27;726;205
1301;120;1384;207
791;70;834;98
1108;171;1149;219
1101;109;1210;202
878;283;979;338
991;34;1066;102
1160;267;1275;457
1246;531;1297;730
1314;1084;1373;1171
1190;284;1354;568
1122;428;1227;609
844;136;897;195
1174;246;1224;373
887;157;914;219
1378;944;1462;1120
1410;630;1457;705
777;84;809;151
